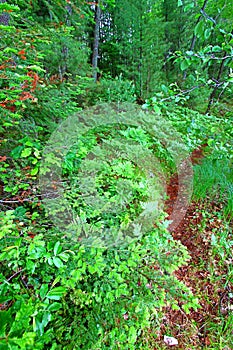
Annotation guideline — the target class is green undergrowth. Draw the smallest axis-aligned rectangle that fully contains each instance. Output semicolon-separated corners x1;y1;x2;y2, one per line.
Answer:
0;212;198;349
0;103;198;349
202;211;233;349
1;101;233;349
209;222;233;349
193;156;233;222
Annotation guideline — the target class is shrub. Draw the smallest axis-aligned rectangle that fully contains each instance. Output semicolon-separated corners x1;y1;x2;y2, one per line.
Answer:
79;75;136;106
1;103;199;349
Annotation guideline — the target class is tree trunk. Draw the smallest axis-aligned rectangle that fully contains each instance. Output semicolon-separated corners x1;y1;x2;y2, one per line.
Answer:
59;4;72;81
205;30;233;114
183;0;209;79
205;58;225;114
205;27;233;114
92;1;101;83
138;9;143;98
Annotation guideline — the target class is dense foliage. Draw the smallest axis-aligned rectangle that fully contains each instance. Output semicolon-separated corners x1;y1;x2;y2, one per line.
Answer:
0;0;232;349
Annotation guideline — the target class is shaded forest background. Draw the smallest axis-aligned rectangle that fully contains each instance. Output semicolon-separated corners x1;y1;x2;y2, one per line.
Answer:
1;0;233;118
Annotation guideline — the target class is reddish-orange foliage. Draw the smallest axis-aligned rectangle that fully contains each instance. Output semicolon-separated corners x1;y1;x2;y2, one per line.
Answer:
0;65;39;111
0;156;7;162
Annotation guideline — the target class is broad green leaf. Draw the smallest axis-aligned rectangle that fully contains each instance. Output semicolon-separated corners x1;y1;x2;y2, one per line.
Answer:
184;2;194;12
212;45;221;52
59;252;69;262
11;145;24;159
53;256;63;268
180;59;190;71
153;104;161;115
128;326;137;344
39;284;49;299
46;286;66;300
88;265;96;274
21;148;32;158
204;28;212;40
31;167;39;176
47;302;62;312
54;241;62;256
47;257;53;266
51;276;61;288
27;65;46;72
194;21;204;38
3;122;13;127
25;141;34;147
34;149;40;158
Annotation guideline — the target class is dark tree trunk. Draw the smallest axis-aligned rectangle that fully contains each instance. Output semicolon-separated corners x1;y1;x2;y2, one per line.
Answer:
183;0;209;79
138;1;144;99
92;1;101;83
205;28;233;114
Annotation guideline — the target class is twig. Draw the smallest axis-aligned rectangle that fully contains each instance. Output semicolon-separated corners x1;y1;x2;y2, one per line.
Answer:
159;84;205;103
7;269;23;282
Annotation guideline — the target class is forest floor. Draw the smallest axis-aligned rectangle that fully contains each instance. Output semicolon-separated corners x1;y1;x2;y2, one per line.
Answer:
154;146;233;349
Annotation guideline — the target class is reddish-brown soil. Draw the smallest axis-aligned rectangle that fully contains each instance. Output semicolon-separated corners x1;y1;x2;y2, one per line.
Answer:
154;144;232;349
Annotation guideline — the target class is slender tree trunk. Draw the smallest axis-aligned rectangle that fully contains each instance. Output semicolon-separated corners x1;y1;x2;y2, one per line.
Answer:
146;62;151;98
92;1;101;83
205;58;225;114
59;4;72;81
163;0;172;80
205;27;233;114
138;11;143;98
183;0;209;79
190;0;209;51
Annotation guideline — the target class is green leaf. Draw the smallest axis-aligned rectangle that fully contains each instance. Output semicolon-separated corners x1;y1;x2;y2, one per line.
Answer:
31;167;39;176
46;286;66;300
184;2;194;12
11;145;24;159
34;149;40;158
180;59;190;71
51;276;61;288
26;260;36;273
88;265;96;274
48;257;53;266
58;252;69;262
21;148;32;158
204;28;212;40
54;241;61;256
153;104;161;115
52;256;63;268
27;65;46;72
47;302;62;312
212;45;222;52
194;21;204;38
25;141;34;147
3;122;13;127
128;326;137;344
39;284;49;299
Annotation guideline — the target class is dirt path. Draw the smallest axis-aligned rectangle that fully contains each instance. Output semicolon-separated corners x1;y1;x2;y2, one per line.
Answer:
155;145;231;349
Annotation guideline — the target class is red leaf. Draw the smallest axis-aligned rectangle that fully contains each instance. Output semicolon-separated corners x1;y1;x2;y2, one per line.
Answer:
0;156;7;162
18;49;26;55
19;91;34;100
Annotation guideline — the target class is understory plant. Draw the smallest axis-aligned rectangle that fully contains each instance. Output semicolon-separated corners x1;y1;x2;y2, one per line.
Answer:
0;209;199;349
0;104;199;349
193;156;233;222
